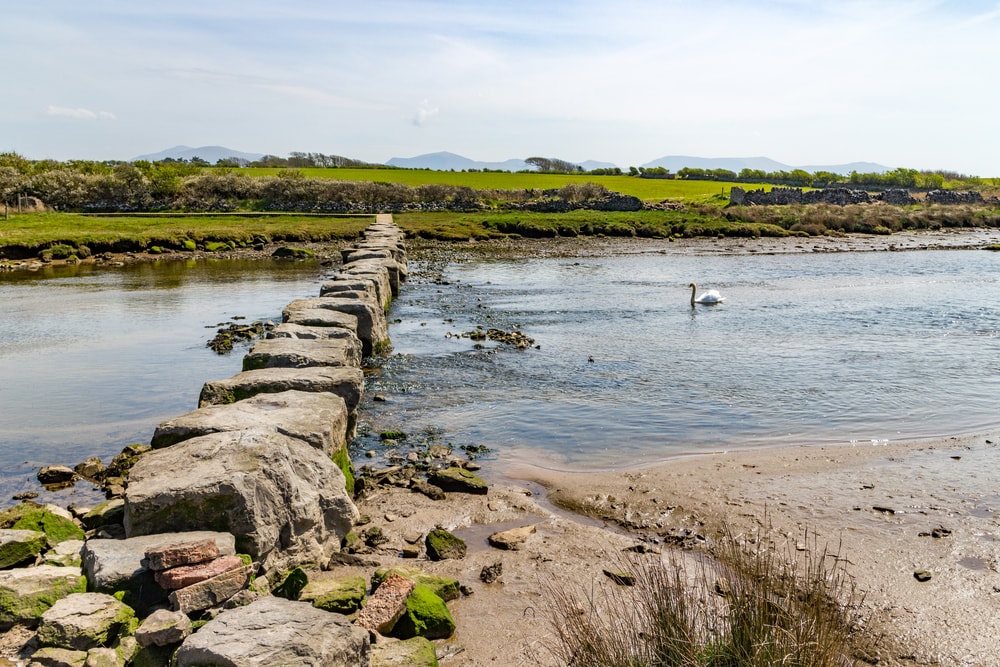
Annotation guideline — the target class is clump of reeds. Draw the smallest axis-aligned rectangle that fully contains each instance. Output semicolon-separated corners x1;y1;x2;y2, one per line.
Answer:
545;524;868;666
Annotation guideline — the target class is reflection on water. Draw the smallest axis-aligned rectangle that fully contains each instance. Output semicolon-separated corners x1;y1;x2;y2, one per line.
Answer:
0;257;330;505
361;248;1000;471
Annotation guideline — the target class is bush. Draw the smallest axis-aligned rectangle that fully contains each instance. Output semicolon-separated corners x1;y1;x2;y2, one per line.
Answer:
545;524;871;666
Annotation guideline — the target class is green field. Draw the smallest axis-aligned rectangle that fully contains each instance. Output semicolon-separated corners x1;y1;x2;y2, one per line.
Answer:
235;168;762;203
0;212;372;252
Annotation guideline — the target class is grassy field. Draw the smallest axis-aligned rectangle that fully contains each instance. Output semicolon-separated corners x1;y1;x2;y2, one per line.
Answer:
235;168;762;203
0;212;373;253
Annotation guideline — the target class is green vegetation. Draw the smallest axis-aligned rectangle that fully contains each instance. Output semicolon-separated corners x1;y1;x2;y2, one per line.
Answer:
545;526;873;666
0;212;369;256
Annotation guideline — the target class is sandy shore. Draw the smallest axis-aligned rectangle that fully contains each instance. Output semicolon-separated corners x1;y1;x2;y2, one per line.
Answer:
354;431;1000;666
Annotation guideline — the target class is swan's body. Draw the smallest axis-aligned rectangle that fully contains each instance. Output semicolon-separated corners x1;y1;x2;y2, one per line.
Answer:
689;282;724;305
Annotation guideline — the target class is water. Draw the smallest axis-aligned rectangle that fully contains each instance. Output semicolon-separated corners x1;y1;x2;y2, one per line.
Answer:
2;244;998;506
362;246;1000;470
0;257;331;504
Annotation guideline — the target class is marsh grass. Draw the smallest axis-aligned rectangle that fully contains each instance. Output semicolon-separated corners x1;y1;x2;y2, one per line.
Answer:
546;526;867;666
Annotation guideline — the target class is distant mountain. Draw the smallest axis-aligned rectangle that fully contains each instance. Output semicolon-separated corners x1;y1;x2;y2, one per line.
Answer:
642;155;890;176
578;160;619;171
386;151;615;172
386;151;529;171
132;145;266;164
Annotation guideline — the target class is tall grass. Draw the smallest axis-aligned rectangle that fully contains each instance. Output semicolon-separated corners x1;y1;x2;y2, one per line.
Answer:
545;525;868;666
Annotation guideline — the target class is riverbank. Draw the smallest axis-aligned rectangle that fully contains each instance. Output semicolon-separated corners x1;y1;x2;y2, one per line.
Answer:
355;228;1000;666
4;228;999;664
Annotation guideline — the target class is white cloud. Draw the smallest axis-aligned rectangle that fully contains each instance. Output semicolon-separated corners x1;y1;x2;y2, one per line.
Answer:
45;106;116;121
412;100;439;127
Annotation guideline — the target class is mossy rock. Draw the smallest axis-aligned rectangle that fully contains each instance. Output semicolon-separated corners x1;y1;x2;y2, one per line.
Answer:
332;446;356;497
427;467;488;495
147;246;164;255
181;239;197;251
0;566;86;626
272;566;309;600
271;246;315;258
390;584;455;640
81;499;125;531
372;567;460;602
371;636;439;666
424;529;466;561
0;503;84;547
203;241;231;252
300;574;366;614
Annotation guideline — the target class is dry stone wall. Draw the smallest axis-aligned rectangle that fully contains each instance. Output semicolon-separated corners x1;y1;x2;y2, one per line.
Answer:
728;186;994;207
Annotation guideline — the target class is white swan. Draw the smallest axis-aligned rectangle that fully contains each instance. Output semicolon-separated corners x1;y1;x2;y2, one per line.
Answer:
689;282;724;305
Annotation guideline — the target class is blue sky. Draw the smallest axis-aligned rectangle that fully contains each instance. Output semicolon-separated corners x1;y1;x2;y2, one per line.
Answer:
4;1;1000;174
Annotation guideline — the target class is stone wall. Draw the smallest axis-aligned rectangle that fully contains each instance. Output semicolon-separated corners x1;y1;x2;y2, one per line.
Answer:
730;186;982;207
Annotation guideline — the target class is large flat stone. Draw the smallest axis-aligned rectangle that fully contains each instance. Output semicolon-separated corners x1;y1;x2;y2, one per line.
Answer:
342;259;401;297
124;430;358;574
144;538;219;571
152;390;350;458
319;278;383;309
324;267;392;311
174;596;370;667
0;565;86;629
36;592;134;651
197;366;364;414
242;337;362;371
282;306;358;331
284;295;389;357
267;322;357;340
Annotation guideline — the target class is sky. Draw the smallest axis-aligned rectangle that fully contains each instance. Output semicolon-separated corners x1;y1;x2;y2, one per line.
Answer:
4;1;1000;175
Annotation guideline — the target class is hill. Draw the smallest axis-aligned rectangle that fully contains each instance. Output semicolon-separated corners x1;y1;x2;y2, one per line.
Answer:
132;145;265;164
642;155;890;176
386;151;615;172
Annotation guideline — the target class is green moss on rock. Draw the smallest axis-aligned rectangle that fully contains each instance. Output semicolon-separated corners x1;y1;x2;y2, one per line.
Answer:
332;446;355;497
0;503;85;547
424;529;467;561
372;567;460;602
390;584;455;640
272;567;309;600
371;636;439;667
301;575;366;614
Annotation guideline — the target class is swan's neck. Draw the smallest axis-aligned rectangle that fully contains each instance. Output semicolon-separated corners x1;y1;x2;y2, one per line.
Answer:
690;284;697;305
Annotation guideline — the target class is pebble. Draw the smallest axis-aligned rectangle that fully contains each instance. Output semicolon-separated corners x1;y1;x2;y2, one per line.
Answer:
914;569;932;582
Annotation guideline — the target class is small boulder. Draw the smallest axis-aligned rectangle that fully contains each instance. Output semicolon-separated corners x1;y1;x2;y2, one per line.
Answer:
425;529;466;561
372;567;460;602
0;565;86;628
81;500;125;532
0;502;85;547
135;608;192;648
36;592;135;651
427;467;488;495
299;573;366;614
174;597;369;667
26;646;88;666
370;636;439;667
0;528;47;569
355;573;414;635
487;525;536;551
73;457;105;482
43;540;85;569
390;584;455;640
37;465;77;486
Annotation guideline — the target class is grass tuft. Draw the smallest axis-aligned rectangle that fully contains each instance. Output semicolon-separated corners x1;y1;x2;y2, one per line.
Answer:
545;523;872;666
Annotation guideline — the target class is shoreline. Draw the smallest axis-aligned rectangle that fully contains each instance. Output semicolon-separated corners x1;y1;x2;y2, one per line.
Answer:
374;429;999;665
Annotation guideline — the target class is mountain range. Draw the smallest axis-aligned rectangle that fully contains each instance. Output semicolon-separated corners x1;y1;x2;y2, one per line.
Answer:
132;145;266;163
641;155;890;176
385;151;617;172
131;146;890;176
